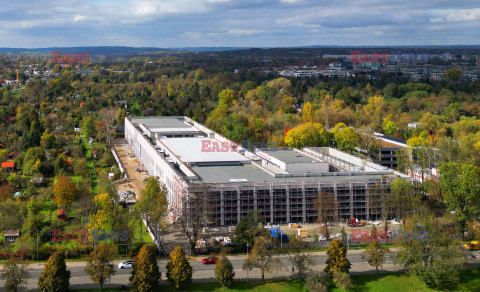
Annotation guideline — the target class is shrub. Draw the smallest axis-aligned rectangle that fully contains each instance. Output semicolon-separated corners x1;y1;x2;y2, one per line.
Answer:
305;272;328;292
38;252;70;292
333;271;354;290
166;246;192;290
130;244;161;291
214;255;235;287
324;239;351;276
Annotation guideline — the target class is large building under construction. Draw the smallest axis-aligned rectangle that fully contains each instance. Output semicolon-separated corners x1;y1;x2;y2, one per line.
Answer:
125;116;409;226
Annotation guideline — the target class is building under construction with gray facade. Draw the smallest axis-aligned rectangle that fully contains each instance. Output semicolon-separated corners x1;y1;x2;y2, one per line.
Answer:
125;116;409;226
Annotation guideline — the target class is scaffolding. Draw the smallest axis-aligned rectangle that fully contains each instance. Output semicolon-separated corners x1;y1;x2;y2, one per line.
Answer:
198;175;395;226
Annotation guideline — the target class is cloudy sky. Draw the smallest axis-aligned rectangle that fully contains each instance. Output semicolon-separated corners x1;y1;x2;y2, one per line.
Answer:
1;0;480;48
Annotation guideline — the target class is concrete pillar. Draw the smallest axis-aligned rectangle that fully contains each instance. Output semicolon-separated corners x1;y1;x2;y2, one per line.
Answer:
365;182;370;221
286;186;291;223
302;183;306;223
253;186;258;211
237;188;241;224
220;189;225;226
270;185;274;224
350;182;354;219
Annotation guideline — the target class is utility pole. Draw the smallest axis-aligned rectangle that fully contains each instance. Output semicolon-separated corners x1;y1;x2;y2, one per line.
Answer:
280;232;283;249
246;243;249;282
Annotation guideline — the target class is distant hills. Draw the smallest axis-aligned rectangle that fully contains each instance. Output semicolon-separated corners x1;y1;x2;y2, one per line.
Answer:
0;46;249;55
0;45;479;55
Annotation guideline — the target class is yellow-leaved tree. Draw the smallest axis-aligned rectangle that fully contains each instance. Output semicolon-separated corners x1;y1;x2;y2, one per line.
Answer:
285;122;331;148
88;193;113;236
302;102;314;123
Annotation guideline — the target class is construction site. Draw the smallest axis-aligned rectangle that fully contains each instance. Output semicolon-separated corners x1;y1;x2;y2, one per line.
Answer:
125;116;411;227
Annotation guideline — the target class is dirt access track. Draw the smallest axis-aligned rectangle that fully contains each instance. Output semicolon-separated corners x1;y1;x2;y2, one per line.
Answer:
112;139;150;199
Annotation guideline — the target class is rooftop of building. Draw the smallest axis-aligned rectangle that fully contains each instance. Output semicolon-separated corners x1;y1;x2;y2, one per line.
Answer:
190;162;390;184
126;116;410;185
258;149;323;164
373;132;407;148
159;137;249;164
130;116;191;129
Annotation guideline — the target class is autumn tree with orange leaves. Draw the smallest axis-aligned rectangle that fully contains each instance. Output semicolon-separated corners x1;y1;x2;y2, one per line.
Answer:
53;175;79;207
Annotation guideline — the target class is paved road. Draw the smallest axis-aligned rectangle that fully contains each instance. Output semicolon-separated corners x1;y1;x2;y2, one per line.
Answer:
2;250;399;291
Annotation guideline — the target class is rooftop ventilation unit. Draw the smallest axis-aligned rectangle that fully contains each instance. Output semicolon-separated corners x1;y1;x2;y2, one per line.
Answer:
196;161;243;167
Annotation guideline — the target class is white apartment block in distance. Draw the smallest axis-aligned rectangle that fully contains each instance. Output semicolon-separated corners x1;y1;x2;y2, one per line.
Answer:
125;116;410;226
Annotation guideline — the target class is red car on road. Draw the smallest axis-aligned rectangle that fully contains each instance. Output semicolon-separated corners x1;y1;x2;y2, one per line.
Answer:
202;257;218;264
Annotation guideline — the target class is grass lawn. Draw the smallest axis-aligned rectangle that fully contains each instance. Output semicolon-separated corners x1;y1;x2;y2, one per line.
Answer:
74;269;480;292
131;218;153;243
80;135;98;195
75;280;306;292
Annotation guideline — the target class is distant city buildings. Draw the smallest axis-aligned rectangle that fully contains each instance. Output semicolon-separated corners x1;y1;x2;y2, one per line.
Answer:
275;50;480;82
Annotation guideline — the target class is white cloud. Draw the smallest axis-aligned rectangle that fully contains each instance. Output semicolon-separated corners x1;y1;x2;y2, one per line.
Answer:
1;0;480;47
227;29;265;35
74;15;85;21
431;8;480;23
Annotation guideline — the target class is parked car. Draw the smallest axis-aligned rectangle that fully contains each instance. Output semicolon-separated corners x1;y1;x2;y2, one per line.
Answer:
202;257;218;265
391;219;402;225
118;260;134;269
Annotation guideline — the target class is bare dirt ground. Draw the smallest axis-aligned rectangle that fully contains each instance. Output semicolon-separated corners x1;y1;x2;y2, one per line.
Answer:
112;139;194;252
112;139;149;198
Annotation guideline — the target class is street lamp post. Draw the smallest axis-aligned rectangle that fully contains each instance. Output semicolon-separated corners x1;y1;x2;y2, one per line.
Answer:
246;243;249;282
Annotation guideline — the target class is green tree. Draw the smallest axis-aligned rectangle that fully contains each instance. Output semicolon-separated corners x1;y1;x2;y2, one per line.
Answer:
222;114;254;143
362;240;390;277
85;242;116;292
243;236;282;284
73;158;89;178
419;112;441;136
115;108;126;124
214;254;235;287
130;244;161;292
333;126;358;153
40;130;57;149
439;163;480;232
391;178;417;227
194;68;205;81
396;214;463;289
38;252;71;292
444;68;463;83
25;120;44;148
54;154;68;175
23;146;44;176
233;210;265;248
82;116;96;138
166;246;193;290
135;177;168;241
324;239;351;276
383;83;399;99
206;88;236;131
53;175;79;206
1;258;29;292
382;117;397;136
